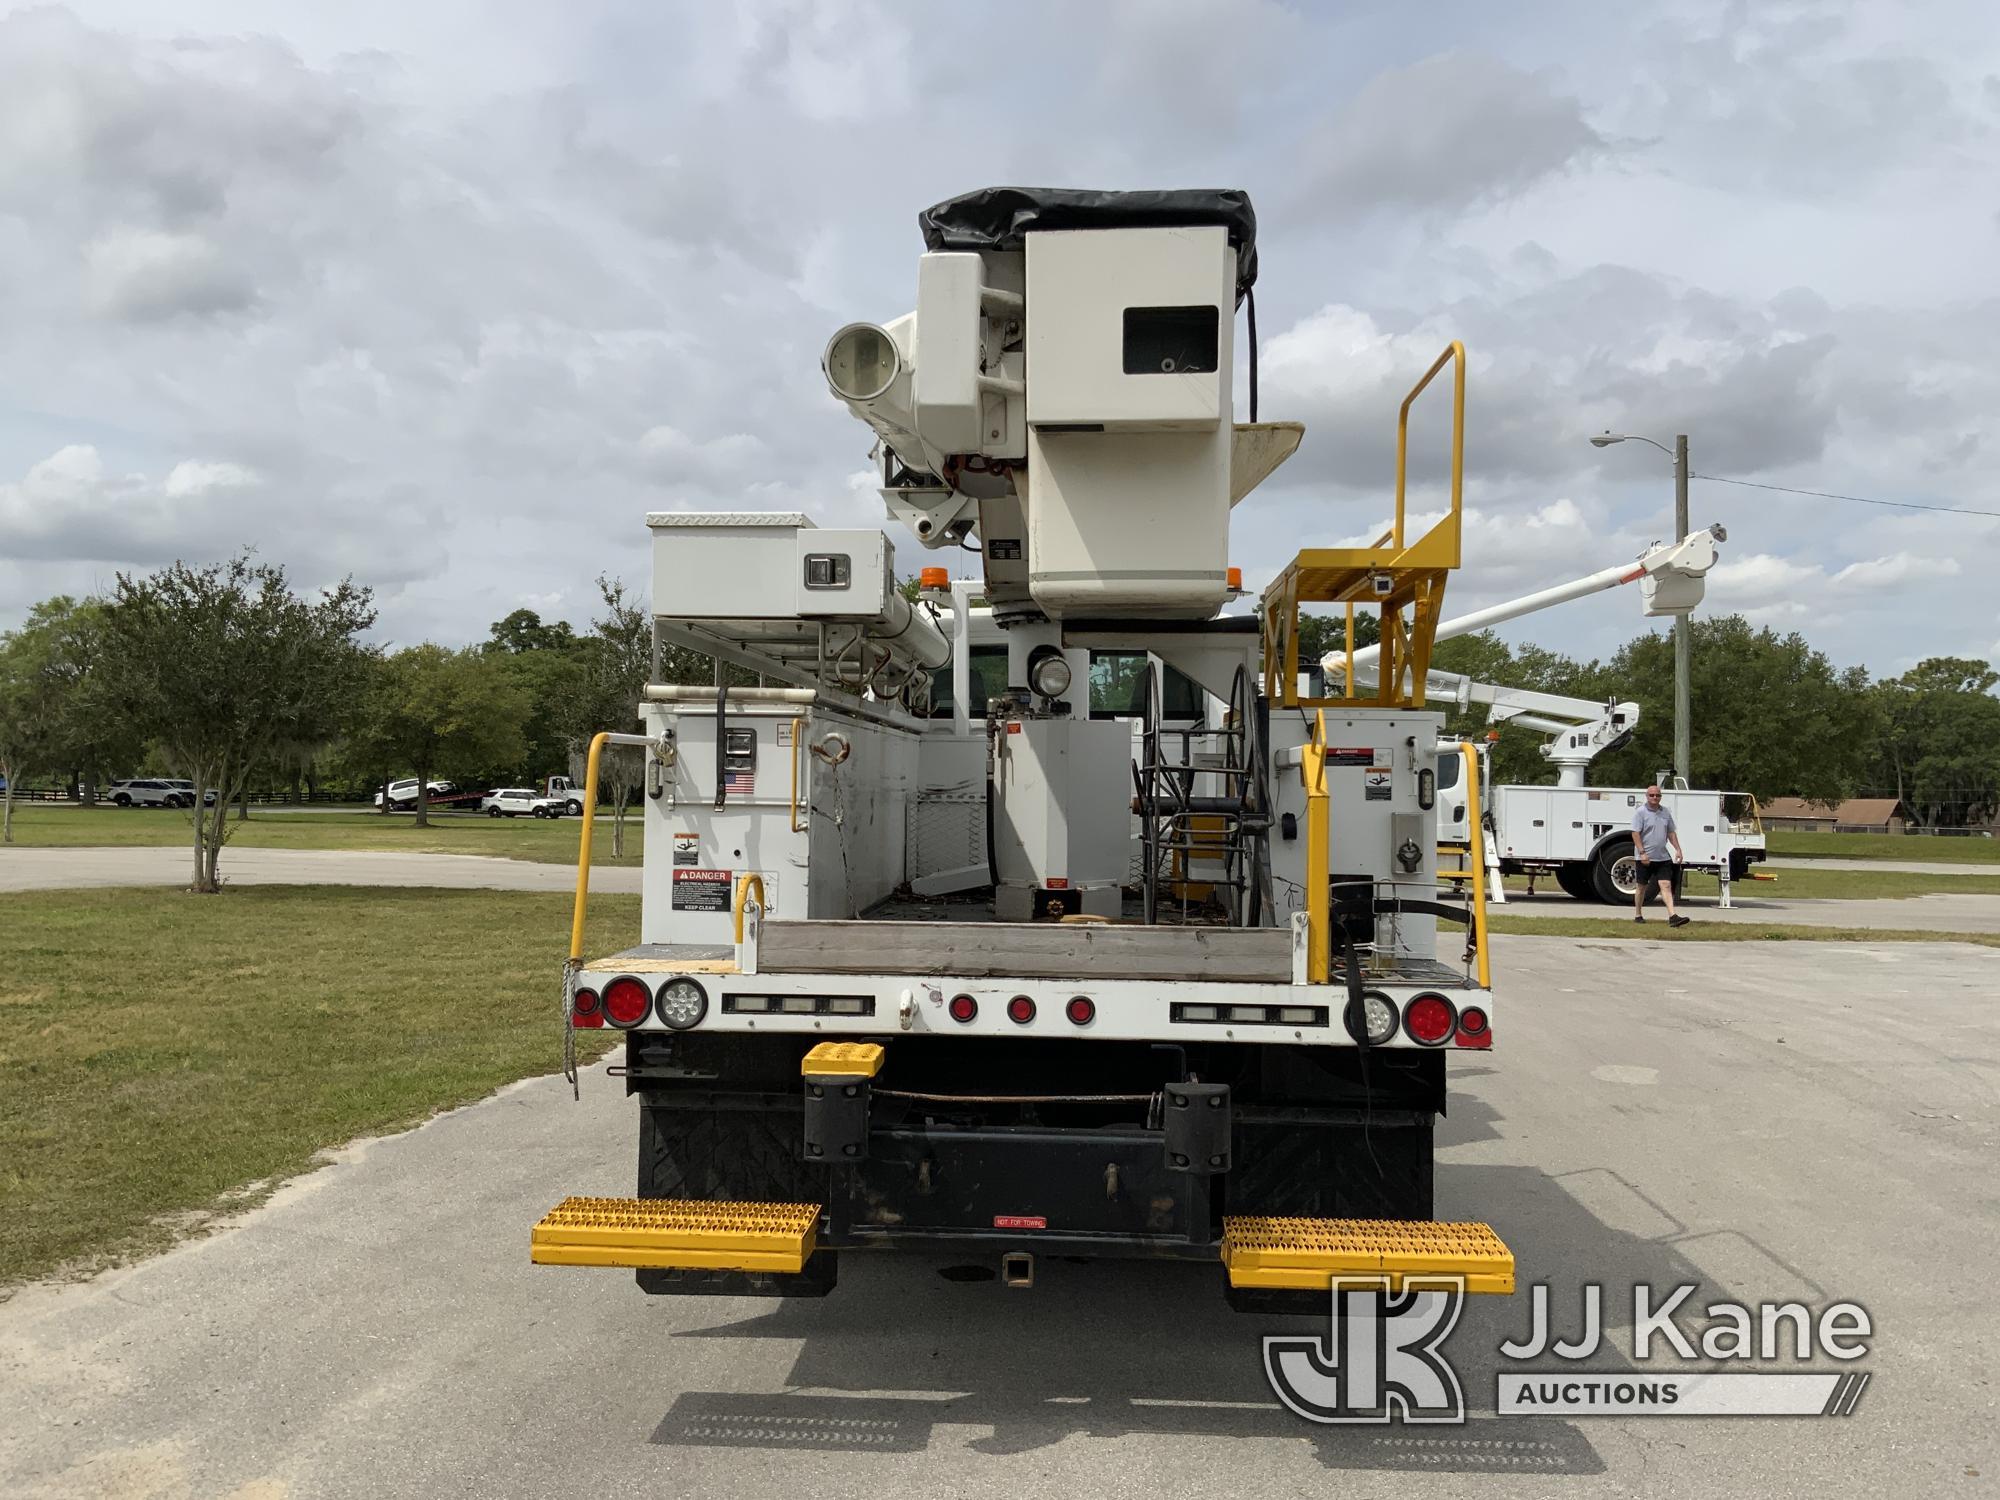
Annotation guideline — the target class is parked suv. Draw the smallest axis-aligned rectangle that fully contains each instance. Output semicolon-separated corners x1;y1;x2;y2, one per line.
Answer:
104;779;186;808
481;787;565;818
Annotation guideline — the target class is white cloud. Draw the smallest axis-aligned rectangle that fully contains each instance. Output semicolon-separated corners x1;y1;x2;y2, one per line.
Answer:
1294;51;1605;216
1827;552;1961;591
163;459;259;498
0;0;1993;676
83;227;253;321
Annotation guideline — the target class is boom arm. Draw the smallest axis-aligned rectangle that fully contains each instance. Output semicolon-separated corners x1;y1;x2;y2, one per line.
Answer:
1423;669;1638;786
1330;525;1726;787
1338;525;1726;676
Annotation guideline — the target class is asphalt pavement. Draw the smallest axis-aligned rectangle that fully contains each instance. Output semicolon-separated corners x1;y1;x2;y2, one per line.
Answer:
2;934;1993;1498
1494;886;2000;933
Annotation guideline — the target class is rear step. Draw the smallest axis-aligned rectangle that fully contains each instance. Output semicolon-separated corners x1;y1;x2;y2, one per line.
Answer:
530;1197;819;1274
532;1201;1514;1294
1221;1216;1514;1294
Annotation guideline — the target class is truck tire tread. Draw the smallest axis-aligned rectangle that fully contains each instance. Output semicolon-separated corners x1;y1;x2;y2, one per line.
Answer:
636;1101;835;1298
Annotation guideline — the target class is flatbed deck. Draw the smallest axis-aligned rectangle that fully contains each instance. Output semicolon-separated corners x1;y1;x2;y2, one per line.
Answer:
587;893;1472;988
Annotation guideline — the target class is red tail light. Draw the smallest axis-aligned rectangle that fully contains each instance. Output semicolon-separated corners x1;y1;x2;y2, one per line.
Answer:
1402;992;1456;1046
1006;995;1036;1025
948;994;978;1023
572;987;603;1029
602;976;652;1028
1065;995;1095;1026
1455;1005;1492;1049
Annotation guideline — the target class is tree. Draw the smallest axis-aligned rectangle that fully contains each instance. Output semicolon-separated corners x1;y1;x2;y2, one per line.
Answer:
561;577;652;856
1294;608;1381;685
91;557;376;891
484;608;578;657
355;645;530;827
1590;616;1872;799
0;597;121;805
1873;658;2000;827
0;620;62;843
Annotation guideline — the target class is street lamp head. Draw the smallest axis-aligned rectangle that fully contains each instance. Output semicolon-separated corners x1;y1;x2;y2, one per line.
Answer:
1589;432;1626;448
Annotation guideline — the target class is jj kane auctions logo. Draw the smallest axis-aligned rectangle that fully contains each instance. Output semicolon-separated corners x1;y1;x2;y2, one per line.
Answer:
1265;1279;1873;1424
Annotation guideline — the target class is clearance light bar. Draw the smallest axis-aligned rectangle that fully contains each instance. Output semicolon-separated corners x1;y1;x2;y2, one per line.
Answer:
721;995;877;1017
1171;1003;1329;1027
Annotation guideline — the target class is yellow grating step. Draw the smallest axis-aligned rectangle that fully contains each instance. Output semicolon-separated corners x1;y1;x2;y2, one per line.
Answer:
530;1196;819;1273
1221;1216;1514;1294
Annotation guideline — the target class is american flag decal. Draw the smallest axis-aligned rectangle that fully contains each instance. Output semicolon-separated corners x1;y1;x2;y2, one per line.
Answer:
723;770;756;796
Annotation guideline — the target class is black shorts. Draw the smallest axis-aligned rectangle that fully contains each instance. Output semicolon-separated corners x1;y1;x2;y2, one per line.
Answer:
1636;860;1679;894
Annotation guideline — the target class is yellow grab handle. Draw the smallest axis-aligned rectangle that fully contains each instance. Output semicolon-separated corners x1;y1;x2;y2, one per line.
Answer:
733;873;767;944
564;736;608;968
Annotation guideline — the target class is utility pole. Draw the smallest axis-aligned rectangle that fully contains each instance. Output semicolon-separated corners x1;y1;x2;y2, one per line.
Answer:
1673;433;1690;786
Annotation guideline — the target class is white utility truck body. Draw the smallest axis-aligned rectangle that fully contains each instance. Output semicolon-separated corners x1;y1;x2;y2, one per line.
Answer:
531;188;1514;1310
1336;527;1766;905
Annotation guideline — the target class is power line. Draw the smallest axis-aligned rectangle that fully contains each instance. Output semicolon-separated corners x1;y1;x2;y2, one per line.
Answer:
1692;472;2000;520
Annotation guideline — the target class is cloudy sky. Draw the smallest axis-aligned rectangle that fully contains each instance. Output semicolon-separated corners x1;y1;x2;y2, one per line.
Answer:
1;0;1995;675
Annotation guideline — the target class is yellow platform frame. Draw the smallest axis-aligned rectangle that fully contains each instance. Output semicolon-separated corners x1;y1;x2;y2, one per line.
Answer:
1261;341;1466;711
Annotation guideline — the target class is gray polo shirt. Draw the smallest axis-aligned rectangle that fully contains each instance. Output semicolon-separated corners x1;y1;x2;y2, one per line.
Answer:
1632;804;1676;861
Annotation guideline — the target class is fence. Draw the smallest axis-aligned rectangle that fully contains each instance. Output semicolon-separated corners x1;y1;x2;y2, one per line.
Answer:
6;786;389;806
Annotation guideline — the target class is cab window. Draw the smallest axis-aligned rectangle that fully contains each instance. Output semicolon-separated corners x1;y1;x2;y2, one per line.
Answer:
1088;651;1204;721
928;646;1009;719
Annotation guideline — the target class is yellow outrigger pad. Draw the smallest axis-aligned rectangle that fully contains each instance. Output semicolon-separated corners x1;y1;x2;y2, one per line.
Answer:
801;1041;884;1078
531;1197;819;1273
1221;1216;1514;1294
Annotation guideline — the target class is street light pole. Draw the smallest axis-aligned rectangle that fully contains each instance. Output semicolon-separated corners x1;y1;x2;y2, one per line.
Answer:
1589;429;1696;784
1672;434;1690;786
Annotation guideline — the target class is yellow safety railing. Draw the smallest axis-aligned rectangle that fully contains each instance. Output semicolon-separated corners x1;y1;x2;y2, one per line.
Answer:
566;730;656;965
1458;741;1491;990
1299;724;1492;993
789;717;807;833
1393;340;1466;555
567;731;612;964
1261;340;1467;711
1302;712;1331;983
732;873;767;944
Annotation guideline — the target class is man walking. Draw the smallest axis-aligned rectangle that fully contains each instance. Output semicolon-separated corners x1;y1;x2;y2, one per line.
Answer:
1632;785;1690;927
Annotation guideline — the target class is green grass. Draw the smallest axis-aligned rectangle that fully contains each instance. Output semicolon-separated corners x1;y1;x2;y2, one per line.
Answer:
1506;866;2000;900
1489;915;2000;947
1766;829;2000;863
0;803;643;866
0;885;638;1290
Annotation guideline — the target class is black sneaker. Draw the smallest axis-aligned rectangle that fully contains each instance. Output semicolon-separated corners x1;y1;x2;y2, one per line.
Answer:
1668;914;1691;928
1633;915;1645;923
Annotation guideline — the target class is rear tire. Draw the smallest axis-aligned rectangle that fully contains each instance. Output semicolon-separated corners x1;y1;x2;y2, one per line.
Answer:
1553;864;1594;901
114;793;132;807
637;1100;835;1297
1592;837;1647;905
487;807;502;818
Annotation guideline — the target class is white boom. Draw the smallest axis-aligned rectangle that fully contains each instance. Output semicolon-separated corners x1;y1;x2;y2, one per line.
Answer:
1341;525;1725;673
1331;525;1725;785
